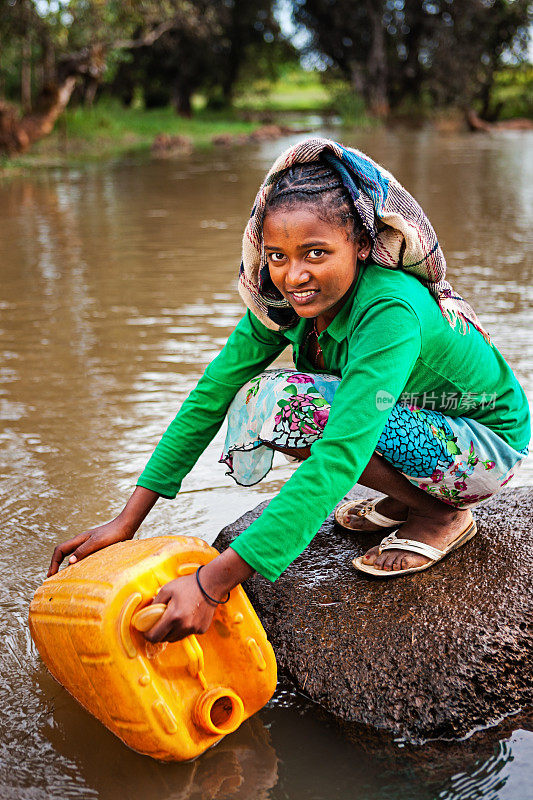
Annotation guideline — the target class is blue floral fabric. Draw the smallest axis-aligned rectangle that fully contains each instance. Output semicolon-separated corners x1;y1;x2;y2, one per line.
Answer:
221;369;529;509
375;404;458;477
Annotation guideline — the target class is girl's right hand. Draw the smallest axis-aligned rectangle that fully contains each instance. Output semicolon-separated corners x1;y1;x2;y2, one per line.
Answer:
47;518;133;577
47;486;160;578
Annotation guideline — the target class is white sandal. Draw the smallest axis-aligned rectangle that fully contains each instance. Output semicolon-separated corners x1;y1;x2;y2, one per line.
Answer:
352;514;477;577
335;497;407;531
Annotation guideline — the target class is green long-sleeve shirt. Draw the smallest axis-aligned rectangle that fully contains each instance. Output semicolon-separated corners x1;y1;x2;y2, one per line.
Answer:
137;263;530;581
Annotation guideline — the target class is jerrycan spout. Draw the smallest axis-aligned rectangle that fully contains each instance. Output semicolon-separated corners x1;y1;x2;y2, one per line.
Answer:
194;687;244;735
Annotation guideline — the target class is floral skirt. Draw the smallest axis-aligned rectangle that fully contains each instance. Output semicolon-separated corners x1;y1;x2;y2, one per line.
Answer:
220;369;530;509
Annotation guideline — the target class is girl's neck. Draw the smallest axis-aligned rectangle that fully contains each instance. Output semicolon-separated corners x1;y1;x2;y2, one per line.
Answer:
315;312;334;334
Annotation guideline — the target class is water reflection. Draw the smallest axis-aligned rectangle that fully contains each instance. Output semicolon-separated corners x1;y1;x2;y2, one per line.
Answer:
44;679;279;800
0;130;532;799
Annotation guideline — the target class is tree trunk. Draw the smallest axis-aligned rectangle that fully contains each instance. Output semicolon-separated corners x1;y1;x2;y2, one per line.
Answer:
222;53;240;106
42;37;56;85
364;0;389;117
399;0;426;104
349;61;366;97
221;3;241;107
21;28;32;113
0;76;77;156
479;67;496;121
172;81;193;117
83;78;99;107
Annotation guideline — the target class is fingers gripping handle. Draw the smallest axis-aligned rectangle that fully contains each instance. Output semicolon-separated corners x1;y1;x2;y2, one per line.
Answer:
131;603;167;632
131;604;205;679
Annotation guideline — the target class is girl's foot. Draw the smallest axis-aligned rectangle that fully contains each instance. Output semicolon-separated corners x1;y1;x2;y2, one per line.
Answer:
361;507;472;571
341;496;409;531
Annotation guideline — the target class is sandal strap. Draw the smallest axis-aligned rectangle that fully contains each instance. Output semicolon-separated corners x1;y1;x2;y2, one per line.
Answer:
340;499;404;527
377;531;445;561
364;506;406;527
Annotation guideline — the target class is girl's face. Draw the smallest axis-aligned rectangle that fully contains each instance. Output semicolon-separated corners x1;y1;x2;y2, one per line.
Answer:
263;205;371;325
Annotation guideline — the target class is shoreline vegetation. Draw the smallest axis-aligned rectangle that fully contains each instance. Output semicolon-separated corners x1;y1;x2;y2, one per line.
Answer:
0;68;333;171
1;65;532;173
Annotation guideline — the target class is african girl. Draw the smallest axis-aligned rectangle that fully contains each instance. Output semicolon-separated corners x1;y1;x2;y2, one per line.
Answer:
48;138;530;643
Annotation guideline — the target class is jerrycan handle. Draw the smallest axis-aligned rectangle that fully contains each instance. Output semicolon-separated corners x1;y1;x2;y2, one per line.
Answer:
131;603;167;632
131;603;205;679
131;561;208;633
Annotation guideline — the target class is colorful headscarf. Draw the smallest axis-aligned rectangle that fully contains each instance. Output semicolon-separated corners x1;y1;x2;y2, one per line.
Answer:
238;137;491;345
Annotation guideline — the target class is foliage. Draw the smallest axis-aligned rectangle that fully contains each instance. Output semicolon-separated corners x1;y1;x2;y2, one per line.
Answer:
0;0;288;114
293;0;532;118
111;0;285;114
0;0;165;100
323;80;370;125
491;64;533;119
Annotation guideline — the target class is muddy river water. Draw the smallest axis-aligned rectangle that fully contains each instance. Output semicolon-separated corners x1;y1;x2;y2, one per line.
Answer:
1;127;532;799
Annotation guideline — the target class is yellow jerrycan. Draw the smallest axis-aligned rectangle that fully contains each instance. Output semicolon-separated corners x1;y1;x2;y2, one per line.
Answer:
29;535;277;761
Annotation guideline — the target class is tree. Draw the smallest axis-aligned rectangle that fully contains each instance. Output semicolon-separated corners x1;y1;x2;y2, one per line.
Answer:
293;0;379;111
215;0;280;106
0;1;222;153
421;0;531;116
109;0;282;114
293;0;532;118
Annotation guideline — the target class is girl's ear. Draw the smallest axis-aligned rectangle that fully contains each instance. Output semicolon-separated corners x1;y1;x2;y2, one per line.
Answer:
357;231;372;262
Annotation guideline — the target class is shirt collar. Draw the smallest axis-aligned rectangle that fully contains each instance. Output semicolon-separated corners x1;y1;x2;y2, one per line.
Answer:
282;316;307;344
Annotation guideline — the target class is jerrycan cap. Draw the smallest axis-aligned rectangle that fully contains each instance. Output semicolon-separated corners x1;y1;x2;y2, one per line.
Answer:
194;687;244;736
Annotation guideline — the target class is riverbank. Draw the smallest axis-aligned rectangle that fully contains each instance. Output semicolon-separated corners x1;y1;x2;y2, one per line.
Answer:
3;69;531;172
0;104;277;171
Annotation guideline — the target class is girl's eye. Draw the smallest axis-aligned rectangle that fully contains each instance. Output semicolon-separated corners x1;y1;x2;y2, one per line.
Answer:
268;252;285;263
308;249;325;258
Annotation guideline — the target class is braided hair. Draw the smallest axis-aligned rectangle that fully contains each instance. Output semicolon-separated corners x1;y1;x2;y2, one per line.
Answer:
263;160;364;242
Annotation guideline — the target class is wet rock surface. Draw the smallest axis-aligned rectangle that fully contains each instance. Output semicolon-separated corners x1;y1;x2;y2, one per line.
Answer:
214;486;533;743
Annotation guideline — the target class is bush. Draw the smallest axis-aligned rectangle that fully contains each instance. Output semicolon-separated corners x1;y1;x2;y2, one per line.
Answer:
328;84;372;126
491;65;533;120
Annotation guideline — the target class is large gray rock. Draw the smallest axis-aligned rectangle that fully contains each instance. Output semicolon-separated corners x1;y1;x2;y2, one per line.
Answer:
214;486;533;743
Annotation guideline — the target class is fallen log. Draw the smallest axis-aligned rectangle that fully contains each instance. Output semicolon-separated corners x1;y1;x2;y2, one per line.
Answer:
466;108;533;133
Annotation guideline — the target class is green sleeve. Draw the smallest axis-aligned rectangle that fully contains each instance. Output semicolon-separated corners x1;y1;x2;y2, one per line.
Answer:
136;310;287;498
230;299;422;581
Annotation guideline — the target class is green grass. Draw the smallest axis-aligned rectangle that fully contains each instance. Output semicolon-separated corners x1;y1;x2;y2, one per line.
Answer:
234;66;332;113
2;101;265;170
3;60;530;173
1;69;333;171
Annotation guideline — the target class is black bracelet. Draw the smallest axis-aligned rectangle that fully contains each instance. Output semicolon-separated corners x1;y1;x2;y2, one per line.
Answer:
196;566;230;605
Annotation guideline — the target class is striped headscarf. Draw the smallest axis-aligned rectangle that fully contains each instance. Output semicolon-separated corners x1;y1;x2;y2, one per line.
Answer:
238;137;491;345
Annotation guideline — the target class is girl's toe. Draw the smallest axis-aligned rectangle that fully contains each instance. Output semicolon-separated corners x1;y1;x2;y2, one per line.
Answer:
373;551;388;569
380;553;394;571
400;552;429;569
344;513;375;531
362;546;379;564
386;553;399;570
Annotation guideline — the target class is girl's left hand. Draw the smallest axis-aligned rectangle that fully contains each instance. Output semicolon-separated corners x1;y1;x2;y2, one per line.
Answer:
142;574;217;643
